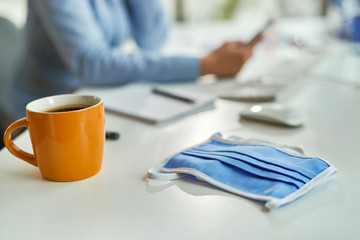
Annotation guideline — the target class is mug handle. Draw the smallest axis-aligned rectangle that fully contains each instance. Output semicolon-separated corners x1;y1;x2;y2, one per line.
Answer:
3;117;38;167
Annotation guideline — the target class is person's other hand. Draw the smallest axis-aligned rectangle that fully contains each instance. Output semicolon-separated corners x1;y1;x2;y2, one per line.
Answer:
200;41;253;79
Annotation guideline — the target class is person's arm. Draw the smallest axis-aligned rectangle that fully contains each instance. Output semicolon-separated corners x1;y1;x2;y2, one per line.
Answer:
125;0;169;51
33;0;199;86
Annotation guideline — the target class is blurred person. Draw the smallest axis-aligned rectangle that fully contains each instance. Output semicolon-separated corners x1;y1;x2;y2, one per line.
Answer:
1;0;258;148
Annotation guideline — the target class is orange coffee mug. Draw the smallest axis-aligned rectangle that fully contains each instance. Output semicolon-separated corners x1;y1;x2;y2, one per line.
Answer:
3;94;105;181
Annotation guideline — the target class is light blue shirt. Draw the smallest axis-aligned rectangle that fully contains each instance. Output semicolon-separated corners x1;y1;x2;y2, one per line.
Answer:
2;0;200;119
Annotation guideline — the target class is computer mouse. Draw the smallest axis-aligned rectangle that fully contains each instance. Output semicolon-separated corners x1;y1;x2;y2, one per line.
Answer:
240;103;305;127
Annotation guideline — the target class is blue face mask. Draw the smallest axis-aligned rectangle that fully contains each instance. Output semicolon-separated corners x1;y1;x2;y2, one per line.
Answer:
148;133;337;210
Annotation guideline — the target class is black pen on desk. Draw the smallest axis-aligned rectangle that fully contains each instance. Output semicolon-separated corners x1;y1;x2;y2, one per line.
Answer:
152;86;195;104
106;131;120;140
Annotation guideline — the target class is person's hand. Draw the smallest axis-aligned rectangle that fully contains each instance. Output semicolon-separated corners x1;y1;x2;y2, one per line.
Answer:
200;41;253;79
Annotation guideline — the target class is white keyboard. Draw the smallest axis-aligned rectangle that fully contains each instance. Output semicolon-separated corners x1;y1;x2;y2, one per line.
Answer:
218;48;325;102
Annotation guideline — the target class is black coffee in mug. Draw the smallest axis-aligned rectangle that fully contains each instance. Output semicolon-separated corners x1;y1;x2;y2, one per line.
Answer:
46;104;91;113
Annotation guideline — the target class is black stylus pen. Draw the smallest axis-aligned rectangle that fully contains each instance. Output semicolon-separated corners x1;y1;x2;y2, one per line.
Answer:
152;86;195;104
106;131;120;140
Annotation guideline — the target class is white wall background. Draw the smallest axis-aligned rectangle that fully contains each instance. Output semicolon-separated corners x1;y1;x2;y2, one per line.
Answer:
0;0;27;27
0;0;325;27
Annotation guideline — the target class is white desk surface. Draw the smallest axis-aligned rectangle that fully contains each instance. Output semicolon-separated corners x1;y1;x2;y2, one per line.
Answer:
1;17;360;240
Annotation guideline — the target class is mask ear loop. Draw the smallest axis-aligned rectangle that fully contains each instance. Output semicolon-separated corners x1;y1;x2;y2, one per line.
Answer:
147;160;184;180
281;145;304;155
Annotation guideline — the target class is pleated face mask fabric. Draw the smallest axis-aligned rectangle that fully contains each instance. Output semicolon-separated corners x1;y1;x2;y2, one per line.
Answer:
148;133;337;210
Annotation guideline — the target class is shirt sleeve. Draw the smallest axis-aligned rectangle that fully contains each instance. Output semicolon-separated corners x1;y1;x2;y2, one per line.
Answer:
125;0;169;51
33;0;200;86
